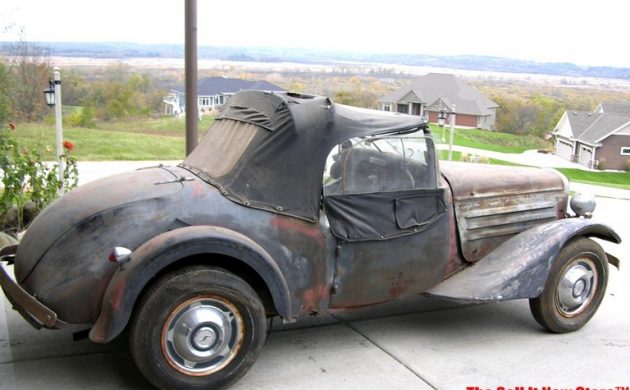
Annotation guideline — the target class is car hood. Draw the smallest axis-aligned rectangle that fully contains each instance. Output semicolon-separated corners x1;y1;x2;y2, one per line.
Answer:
15;166;183;283
440;161;569;263
440;161;567;200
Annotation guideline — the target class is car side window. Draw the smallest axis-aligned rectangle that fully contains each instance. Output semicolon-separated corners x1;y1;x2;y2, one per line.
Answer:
323;134;436;196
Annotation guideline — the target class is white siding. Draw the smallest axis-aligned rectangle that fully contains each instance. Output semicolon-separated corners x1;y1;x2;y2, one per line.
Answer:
400;90;421;103
554;112;573;138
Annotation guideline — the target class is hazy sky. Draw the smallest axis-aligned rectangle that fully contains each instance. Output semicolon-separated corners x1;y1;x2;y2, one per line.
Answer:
2;0;629;68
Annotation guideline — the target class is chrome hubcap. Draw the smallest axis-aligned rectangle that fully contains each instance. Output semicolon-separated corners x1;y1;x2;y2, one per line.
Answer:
162;297;243;375
556;258;597;317
192;327;217;350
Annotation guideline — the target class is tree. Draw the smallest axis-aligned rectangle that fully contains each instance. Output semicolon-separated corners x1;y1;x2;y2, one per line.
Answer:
332;76;388;109
0;61;11;123
60;69;93;107
8;40;51;121
87;64;163;120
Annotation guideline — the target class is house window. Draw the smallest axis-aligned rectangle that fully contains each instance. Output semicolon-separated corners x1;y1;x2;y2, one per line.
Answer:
383;103;391;112
621;147;630;155
396;104;409;114
199;97;211;107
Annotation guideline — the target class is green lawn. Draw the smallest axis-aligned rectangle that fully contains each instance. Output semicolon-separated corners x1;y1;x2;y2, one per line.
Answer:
437;151;630;190
98;116;215;137
556;168;630;190
437;150;463;161
10;116;214;161
430;124;551;153
10;117;629;190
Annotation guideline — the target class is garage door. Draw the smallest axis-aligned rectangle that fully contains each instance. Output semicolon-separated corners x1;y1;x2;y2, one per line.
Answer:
556;140;573;160
578;146;593;167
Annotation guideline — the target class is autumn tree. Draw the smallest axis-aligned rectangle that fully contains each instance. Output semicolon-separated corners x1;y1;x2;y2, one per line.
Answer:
0;61;11;124
9;41;51;121
333;76;390;109
84;63;163;120
60;69;93;107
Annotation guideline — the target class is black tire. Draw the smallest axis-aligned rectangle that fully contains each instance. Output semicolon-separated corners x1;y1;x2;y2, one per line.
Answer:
129;266;267;390
529;237;608;333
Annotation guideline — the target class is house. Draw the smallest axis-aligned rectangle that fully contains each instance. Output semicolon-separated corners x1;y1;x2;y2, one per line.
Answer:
554;102;630;170
163;76;284;116
379;73;498;130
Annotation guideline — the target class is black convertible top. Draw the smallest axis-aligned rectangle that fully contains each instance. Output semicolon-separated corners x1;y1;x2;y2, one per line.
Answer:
183;90;428;221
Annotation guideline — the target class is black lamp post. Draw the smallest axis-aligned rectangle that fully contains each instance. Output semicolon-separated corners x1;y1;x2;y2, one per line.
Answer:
44;78;55;107
43;68;64;193
437;108;447;127
437;108;447;142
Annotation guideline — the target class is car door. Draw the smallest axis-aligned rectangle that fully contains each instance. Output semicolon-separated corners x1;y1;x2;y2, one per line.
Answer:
322;133;449;308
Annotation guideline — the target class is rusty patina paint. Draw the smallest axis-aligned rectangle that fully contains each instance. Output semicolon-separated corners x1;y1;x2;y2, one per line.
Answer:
425;218;621;302
329;207;449;308
441;162;569;263
270;215;334;315
440;177;468;278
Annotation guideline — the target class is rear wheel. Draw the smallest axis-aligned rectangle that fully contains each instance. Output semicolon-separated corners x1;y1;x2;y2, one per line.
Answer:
129;266;266;390
529;237;608;333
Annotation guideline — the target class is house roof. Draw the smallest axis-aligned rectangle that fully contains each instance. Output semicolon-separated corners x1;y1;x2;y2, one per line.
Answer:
380;73;498;116
565;111;630;144
597;102;630;115
174;77;284;96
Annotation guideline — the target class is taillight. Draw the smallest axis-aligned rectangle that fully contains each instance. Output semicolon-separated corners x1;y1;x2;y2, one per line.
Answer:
108;247;132;265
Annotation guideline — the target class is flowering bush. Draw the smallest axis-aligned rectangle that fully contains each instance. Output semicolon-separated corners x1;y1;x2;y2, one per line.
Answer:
1;123;78;232
63;140;74;152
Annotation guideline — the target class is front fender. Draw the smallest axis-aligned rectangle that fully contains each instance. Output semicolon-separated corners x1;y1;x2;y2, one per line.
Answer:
425;218;621;302
89;226;291;343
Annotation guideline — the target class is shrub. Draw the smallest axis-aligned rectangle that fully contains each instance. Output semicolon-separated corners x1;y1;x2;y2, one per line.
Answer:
0;124;78;231
597;158;606;171
626;159;630;172
64;106;96;128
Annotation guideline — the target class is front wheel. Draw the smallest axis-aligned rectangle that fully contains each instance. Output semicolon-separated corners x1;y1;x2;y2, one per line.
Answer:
529;237;608;333
129;266;267;390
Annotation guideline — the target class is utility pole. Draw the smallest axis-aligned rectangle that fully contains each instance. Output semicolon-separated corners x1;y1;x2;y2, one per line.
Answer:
185;0;198;156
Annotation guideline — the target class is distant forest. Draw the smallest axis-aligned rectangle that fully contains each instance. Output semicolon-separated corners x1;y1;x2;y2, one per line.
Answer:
2;41;630;80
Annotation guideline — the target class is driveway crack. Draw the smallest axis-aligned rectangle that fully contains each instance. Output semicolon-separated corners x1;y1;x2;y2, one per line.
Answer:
333;314;439;390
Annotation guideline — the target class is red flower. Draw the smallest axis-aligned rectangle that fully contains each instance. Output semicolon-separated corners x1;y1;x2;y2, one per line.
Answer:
63;140;75;152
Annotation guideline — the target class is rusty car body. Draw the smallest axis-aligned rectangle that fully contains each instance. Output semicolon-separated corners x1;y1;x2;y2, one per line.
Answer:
0;91;622;390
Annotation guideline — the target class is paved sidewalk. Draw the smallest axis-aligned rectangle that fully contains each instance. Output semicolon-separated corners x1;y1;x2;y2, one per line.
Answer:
75;160;181;186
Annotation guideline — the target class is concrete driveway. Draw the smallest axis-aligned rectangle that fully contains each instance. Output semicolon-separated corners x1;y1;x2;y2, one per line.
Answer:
1;164;629;390
435;143;589;170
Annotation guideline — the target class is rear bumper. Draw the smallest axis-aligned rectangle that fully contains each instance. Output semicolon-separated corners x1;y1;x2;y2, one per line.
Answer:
0;245;65;330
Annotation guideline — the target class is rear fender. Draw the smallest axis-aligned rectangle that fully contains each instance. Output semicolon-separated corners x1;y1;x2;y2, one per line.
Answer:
89;226;291;343
425;218;620;302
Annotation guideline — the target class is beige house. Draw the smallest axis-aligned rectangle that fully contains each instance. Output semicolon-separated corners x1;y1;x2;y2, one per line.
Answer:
379;73;498;130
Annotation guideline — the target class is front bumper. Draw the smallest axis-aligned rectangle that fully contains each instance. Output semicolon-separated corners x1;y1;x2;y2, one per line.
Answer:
0;245;65;330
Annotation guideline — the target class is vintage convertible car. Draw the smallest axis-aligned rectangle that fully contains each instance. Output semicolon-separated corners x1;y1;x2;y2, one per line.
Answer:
0;91;622;390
